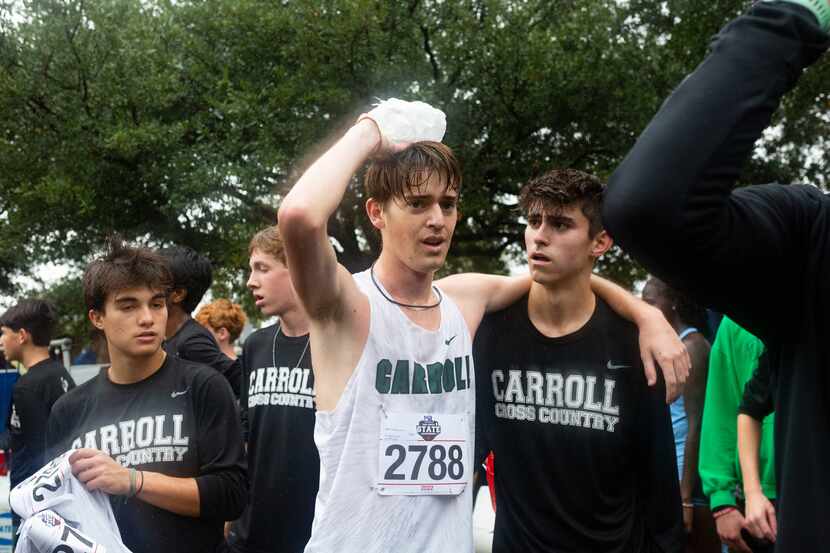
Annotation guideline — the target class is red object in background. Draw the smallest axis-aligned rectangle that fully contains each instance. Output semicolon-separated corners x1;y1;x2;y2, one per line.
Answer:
0;450;7;476
485;452;496;511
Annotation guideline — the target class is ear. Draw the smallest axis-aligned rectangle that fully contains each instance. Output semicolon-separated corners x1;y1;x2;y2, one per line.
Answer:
365;197;386;231
88;309;105;331
16;328;29;346
590;230;613;258
169;288;188;305
217;327;230;341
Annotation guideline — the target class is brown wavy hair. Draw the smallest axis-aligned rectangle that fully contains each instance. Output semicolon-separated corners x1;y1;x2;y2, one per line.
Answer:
364;142;461;204
83;237;173;312
519;168;605;237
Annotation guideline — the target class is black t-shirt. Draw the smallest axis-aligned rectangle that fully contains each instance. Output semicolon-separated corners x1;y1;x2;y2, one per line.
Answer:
164;317;242;396
475;296;683;553
8;358;75;487
46;356;247;553
227;324;318;553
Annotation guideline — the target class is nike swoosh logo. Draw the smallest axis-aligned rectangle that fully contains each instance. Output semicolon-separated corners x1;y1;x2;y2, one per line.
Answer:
171;389;189;398
445;335;457;346
606;361;631;370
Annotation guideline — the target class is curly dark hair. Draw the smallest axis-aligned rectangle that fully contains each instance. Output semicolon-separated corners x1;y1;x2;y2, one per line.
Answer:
84;237;173;313
519;168;605;237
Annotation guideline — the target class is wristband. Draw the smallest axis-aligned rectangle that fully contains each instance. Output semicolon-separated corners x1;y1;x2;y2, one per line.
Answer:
712;506;737;519
682;502;695;509
128;468;137;497
136;470;145;496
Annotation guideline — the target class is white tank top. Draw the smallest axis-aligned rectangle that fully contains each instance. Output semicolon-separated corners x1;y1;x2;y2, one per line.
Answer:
305;269;475;553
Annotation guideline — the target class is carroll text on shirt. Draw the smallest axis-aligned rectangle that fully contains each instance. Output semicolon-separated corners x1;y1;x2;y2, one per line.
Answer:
491;369;620;432
70;414;190;467
375;356;473;395
247;366;314;409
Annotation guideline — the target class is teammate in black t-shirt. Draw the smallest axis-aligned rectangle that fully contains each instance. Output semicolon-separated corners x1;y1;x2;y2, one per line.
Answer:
475;169;683;553
160;245;242;396
46;239;247;553
224;225;318;553
0;298;76;543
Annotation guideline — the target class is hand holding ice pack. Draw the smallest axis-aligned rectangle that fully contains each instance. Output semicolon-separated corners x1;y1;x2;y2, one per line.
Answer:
364;98;446;144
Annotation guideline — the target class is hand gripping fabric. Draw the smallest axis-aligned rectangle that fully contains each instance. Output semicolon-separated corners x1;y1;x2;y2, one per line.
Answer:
16;510;106;553
364;98;447;143
11;452;132;553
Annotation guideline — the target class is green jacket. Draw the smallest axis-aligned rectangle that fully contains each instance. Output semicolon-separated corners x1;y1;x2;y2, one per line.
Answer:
699;316;776;509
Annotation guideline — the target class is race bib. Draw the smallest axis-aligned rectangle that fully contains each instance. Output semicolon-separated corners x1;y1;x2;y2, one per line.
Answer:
377;412;468;496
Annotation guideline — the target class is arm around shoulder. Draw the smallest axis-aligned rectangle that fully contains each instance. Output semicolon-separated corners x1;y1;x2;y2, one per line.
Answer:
436;273;530;335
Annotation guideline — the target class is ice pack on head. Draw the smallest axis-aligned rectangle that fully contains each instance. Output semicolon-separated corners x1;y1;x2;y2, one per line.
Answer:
366;98;446;143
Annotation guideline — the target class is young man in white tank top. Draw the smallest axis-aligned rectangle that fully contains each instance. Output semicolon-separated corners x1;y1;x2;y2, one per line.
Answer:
278;111;691;553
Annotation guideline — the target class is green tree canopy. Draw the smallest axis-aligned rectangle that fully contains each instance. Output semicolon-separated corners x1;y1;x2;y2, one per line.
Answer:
1;0;827;312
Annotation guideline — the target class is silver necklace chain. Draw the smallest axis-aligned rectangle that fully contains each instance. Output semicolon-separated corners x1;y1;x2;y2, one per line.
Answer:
271;321;310;370
370;262;443;310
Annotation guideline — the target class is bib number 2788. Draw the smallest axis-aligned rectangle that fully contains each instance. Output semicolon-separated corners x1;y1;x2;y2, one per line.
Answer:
377;412;468;496
383;443;464;481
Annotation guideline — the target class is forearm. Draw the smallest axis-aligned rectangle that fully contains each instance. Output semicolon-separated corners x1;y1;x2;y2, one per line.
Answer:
680;421;702;501
137;471;200;517
737;414;764;495
279;120;379;231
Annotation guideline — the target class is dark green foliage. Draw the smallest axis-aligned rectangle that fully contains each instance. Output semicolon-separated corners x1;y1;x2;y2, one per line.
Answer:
0;0;827;318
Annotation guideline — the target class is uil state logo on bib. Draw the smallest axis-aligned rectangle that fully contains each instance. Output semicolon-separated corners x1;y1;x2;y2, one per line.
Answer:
39;511;62;527
377;412;469;496
416;416;441;441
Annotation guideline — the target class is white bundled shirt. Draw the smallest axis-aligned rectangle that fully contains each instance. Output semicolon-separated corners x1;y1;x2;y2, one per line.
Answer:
11;452;131;553
16;510;106;553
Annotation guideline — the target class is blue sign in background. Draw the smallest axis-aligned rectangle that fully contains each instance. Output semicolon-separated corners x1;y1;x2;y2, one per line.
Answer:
0;510;13;551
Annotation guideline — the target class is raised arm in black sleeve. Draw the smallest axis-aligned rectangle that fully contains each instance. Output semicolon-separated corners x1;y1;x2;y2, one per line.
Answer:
193;372;247;521
739;351;775;422
603;2;830;341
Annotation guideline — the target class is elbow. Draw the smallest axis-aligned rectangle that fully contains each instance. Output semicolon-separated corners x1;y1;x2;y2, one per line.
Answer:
603;170;661;249
225;483;248;521
195;470;249;521
277;200;325;240
218;469;249;520
603;167;686;259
